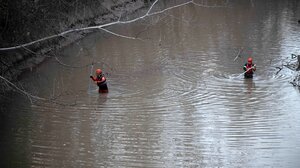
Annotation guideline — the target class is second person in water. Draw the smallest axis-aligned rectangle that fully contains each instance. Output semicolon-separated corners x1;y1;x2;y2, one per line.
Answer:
243;57;256;78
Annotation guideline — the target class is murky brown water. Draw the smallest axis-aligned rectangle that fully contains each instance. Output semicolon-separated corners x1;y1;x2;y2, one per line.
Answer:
1;1;300;167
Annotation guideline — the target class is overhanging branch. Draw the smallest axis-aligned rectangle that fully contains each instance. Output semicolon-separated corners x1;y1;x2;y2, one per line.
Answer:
0;0;229;51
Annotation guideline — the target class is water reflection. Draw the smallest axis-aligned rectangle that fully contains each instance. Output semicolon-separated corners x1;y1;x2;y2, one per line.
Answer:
244;78;255;94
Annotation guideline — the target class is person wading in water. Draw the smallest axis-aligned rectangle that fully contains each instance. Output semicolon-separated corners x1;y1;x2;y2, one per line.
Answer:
90;69;108;93
243;57;256;78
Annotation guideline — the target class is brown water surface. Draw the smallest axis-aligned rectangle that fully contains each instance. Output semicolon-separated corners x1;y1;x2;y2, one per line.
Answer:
1;1;300;167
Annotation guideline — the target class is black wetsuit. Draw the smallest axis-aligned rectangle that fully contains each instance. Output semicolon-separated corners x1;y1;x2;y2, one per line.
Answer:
243;63;255;78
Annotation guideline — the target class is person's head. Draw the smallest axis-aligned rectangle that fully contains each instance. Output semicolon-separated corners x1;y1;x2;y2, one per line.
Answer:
96;69;102;75
247;57;253;64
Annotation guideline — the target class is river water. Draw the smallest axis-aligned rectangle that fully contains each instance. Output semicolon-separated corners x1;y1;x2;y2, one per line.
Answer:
1;1;300;167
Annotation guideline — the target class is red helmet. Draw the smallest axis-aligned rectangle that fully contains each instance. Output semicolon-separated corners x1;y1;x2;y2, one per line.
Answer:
96;69;102;75
247;57;253;63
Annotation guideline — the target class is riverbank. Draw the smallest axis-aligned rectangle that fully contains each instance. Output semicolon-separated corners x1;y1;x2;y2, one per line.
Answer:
0;0;153;93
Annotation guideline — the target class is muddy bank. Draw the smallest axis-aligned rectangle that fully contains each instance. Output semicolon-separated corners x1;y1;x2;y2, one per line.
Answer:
0;0;154;92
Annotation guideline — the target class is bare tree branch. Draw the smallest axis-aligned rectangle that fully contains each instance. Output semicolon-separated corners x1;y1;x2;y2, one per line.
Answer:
0;75;77;106
192;0;229;8
99;27;142;40
54;56;92;68
147;1;193;17
0;0;198;51
146;0;159;15
1;57;80;105
0;75;45;101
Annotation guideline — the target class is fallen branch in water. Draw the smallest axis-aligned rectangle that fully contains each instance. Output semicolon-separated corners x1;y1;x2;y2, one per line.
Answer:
275;66;283;75
21;44;112;71
275;54;300;88
290;73;300;87
0;75;45;101
0;75;77;106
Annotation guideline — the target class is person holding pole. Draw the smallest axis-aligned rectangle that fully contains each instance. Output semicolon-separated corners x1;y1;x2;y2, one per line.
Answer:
243;57;256;78
90;69;108;93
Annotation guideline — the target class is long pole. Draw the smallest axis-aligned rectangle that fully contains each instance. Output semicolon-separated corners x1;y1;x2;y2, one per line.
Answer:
237;65;256;78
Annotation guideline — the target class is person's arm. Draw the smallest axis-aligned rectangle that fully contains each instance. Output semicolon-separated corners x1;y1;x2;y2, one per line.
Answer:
90;76;96;81
243;64;247;71
252;64;256;71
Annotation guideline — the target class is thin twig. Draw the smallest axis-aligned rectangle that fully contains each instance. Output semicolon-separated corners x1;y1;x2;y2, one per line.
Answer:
192;0;229;8
146;0;159;15
234;47;243;61
54;56;92;68
0;75;45;101
0;75;77;106
99;27;140;40
275;66;283;75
